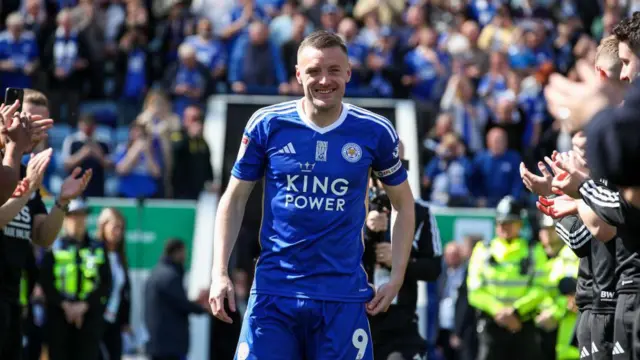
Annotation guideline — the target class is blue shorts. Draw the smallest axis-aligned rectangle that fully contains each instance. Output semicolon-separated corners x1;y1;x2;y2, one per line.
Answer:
234;294;373;360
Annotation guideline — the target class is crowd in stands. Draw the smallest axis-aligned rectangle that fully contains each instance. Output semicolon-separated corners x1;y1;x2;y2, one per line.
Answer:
0;0;628;207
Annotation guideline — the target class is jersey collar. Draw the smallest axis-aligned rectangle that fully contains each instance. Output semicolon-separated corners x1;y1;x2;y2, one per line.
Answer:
295;98;348;134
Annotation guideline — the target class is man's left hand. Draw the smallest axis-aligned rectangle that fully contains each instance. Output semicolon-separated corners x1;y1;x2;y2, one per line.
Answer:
375;242;392;267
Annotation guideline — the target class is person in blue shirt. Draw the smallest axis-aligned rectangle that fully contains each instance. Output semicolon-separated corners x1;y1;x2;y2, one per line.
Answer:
221;0;270;52
208;30;416;360
471;127;522;208
337;18;373;97
0;13;39;93
163;43;209;117
183;18;227;86
228;21;289;95
402;27;447;104
422;133;473;207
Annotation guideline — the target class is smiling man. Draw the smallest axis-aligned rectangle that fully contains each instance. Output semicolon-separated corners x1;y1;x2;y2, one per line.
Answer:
209;30;415;360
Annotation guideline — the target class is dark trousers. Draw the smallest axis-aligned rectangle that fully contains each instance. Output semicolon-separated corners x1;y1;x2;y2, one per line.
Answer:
613;293;637;358
22;315;44;360
476;318;542;360
591;311;615;360
372;327;427;360
0;300;23;360
99;321;122;360
539;328;558;360
47;306;104;360
436;328;459;360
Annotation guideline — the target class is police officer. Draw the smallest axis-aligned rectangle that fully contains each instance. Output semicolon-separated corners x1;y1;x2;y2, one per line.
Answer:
467;196;548;360
536;214;580;360
40;199;111;360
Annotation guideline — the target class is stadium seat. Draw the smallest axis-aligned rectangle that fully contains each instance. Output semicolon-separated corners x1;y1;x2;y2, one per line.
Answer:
48;124;72;150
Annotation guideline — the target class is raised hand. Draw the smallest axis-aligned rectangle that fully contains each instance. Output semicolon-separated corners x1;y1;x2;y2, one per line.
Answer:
25;148;53;191
59;168;93;202
520;161;554;197
0;101;30;152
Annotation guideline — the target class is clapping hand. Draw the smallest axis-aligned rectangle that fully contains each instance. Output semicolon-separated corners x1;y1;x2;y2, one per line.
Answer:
24;148;53;192
0;101;30;152
59;168;93;203
537;195;578;219
520;161;554;197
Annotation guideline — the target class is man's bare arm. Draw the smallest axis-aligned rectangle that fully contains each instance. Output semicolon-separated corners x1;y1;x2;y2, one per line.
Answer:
0;145;22;204
383;180;415;284
212;176;256;275
576;200;617;242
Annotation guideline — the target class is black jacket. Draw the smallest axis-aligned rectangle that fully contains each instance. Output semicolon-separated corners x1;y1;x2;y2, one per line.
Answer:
144;258;205;357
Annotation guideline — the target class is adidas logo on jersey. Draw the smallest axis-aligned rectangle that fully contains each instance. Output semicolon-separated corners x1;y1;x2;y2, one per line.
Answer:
592;342;599;354
612;342;625;355
580;347;590;358
278;142;296;154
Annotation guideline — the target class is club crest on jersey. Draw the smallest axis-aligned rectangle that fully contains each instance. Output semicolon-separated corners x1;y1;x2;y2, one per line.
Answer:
341;143;362;163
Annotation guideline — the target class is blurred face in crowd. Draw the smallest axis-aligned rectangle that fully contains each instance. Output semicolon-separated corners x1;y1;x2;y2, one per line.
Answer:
438;134;459;160
184;106;204;137
6;16;23;38
461;20;480;46
64;212;88;239
338;18;358;43
321;9;339;31
296;44;351;112
78;118;95;137
487;128;508;156
405;6;424;28
434;112;453;137
172;246;186;265
26;0;41;16
58;11;73;33
249;22;269;45
457;76;474;101
197;18;213;39
603;11;620;37
444;243;463;268
495;98;515;123
489;52;507;73
496;220;521;240
417;27;437;48
618;41;640;82
291;13;307;39
524;29;542;49
180;49;197;68
539;227;561;256
104;218;124;247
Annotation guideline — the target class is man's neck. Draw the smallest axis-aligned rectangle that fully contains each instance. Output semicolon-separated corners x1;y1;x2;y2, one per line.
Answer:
302;98;342;128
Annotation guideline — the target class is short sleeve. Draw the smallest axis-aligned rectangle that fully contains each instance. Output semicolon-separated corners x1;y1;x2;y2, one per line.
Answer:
231;114;268;181
371;123;407;186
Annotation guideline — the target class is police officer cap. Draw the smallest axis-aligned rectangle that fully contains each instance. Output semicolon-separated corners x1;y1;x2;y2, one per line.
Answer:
495;196;524;222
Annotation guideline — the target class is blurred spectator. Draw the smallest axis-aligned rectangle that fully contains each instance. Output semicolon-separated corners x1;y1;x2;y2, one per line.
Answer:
61;113;112;197
398;5;428;51
73;0;107;99
477;51;509;101
163;43;209;118
191;0;236;39
170;106;214;200
423;133;472;207
114;122;163;199
115;22;152;124
270;1;312;48
477;5;517;52
338;17;374;96
183;18;227;90
156;1;196;68
96;208;131;360
367;26;404;97
136;90;181;196
470;127;522;208
459;20;489;80
229;21;288;95
402;27;447;104
221;0;269;50
422;112;454;167
0;12;39;94
437;242;466;360
440;74;490;154
43;8;90;126
144;238;208;360
353;0;405;26
317;3;341;33
488;94;526;153
281;12;309;93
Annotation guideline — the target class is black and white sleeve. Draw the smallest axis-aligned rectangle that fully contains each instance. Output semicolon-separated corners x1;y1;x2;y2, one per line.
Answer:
554;215;592;258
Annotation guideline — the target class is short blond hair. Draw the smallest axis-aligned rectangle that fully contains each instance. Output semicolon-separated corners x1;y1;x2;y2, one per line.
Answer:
595;35;622;75
23;89;48;108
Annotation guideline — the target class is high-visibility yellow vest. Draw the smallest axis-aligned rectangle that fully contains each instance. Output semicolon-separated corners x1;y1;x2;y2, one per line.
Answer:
52;244;105;300
467;237;549;320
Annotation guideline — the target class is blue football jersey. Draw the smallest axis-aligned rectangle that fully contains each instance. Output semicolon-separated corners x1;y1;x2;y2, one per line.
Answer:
232;99;407;302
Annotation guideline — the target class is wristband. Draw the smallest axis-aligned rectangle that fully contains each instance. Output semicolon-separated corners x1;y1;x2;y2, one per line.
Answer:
55;199;69;213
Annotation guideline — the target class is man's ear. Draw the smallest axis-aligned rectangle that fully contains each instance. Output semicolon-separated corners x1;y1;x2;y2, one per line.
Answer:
295;65;302;84
595;65;608;80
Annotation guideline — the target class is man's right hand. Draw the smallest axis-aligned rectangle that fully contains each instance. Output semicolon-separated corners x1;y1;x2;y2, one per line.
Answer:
520;161;554;197
209;272;237;324
0;101;29;152
366;210;389;232
25;148;53;190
